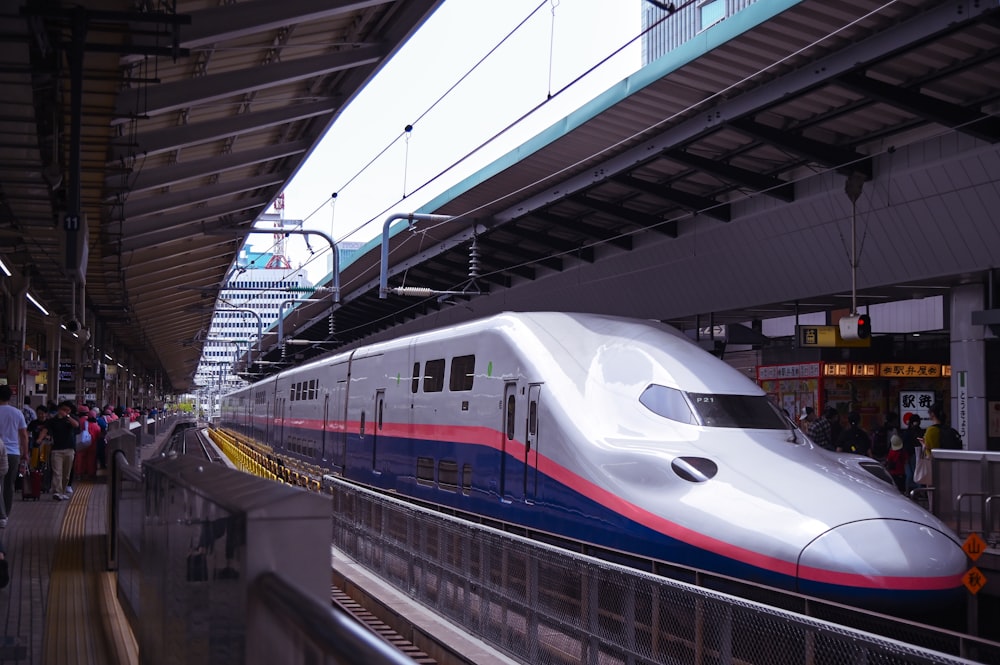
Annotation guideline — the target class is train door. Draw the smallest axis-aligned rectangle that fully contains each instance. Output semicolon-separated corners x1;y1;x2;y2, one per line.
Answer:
525;383;542;502
501;382;518;502
334;379;347;470
320;394;330;463
372;389;385;472
276;396;286;447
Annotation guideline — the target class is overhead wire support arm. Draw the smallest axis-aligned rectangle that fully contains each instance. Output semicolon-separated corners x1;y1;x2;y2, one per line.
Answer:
208;227;342;304
379;213;453;298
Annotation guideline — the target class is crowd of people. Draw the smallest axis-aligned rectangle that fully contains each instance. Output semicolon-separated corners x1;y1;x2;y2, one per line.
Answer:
0;395;152;590
796;400;956;495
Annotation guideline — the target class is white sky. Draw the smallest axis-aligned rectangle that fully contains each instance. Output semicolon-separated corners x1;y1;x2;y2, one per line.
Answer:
261;0;643;285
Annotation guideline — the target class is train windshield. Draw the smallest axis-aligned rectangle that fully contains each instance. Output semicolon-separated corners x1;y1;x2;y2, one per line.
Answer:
640;385;787;429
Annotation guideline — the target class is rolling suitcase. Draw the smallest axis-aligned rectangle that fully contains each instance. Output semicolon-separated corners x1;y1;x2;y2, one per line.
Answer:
22;467;43;501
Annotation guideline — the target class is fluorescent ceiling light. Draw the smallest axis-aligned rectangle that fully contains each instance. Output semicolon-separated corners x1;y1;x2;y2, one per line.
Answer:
26;292;49;316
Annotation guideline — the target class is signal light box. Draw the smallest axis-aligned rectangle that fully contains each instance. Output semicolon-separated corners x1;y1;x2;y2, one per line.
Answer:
797;325;871;348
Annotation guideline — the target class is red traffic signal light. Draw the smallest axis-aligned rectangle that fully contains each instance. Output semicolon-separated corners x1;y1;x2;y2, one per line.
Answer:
839;314;872;340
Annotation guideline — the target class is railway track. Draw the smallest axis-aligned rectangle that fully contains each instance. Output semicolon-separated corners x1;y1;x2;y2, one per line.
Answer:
331;585;438;664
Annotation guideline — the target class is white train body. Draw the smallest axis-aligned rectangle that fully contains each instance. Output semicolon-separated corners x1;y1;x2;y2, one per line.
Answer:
220;312;965;609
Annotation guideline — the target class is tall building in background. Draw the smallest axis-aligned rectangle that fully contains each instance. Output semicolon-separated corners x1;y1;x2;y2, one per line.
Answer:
194;209;313;402
642;0;758;64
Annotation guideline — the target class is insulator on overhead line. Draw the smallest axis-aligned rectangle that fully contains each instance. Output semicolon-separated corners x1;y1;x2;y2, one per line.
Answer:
391;287;434;297
468;237;481;279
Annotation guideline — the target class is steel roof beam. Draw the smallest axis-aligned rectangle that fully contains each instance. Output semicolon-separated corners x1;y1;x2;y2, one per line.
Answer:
605;178;727;224
106;140;309;195
530;211;633;251
125;0;392;55
120;172;288;220
499;0;996;224
119;205;263;252
837;72;1000;144
108;99;338;162
663;149;794;202
115;45;386;120
728;118;872;179
495;224;592;261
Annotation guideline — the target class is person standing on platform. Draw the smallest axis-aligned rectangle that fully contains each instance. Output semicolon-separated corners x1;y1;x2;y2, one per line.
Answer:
836;411;871;456
798;406;816;433
902;414;924;492
37;401;78;501
0;385;29;528
807;407;835;451
885;434;909;493
922;401;947;455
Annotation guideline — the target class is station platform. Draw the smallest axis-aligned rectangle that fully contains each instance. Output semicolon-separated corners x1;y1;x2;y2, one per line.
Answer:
0;475;134;665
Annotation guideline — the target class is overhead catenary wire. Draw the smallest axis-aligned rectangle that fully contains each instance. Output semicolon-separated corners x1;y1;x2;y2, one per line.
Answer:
278;0;950;341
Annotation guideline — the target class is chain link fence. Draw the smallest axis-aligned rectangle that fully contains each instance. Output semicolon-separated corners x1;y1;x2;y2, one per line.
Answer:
327;476;998;665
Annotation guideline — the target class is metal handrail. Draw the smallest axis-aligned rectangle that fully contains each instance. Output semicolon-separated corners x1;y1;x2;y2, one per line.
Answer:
985;494;1000;544
247;571;417;665
955;491;987;537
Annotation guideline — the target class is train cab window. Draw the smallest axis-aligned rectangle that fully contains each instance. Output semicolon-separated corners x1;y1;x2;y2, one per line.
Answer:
423;359;445;392
438;460;458;491
506;395;516;439
639;385;696;425
411;362;420;393
449;355;475;391
686;393;788;429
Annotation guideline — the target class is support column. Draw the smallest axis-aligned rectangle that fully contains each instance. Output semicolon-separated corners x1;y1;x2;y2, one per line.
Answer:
47;318;62;405
5;277;29;406
950;284;987;450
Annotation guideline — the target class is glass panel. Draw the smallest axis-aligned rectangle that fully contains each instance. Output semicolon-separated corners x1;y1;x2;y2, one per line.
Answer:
424;359;445;392
449;354;475;391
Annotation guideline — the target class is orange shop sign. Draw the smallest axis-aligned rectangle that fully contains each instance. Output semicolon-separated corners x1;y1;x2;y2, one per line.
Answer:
879;363;942;377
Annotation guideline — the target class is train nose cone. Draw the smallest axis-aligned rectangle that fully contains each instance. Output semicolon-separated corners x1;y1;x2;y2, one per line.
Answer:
797;519;966;592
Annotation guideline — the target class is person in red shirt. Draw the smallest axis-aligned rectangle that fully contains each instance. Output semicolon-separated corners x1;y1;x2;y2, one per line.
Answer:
884;434;908;493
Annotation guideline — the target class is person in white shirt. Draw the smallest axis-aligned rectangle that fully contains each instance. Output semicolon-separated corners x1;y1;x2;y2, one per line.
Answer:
0;385;29;528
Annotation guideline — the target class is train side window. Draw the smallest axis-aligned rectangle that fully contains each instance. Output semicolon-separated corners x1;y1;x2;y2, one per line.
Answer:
411;362;420;393
289;385;295;401
416;457;434;485
506;395;516;440
438;460;458;491
424;359;445;392
309;379;317;399
449;355;475;391
528;400;537;436
462;464;472;495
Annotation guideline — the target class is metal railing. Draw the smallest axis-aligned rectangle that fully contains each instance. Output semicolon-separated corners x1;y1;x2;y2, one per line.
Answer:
327;475;999;665
106;449;417;665
931;450;1000;544
246;572;418;665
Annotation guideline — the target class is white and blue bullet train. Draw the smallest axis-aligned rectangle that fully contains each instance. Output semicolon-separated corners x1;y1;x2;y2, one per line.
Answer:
219;311;966;610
